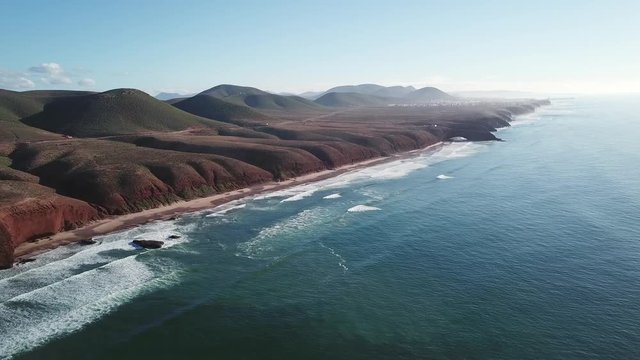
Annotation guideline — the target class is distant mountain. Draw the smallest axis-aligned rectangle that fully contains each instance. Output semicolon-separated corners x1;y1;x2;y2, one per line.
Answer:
199;84;323;111
373;86;416;98
22;88;229;137
155;92;195;101
321;84;416;98
404;87;454;102
311;85;454;107
314;92;391;107
324;84;387;96
200;84;268;98
298;91;324;99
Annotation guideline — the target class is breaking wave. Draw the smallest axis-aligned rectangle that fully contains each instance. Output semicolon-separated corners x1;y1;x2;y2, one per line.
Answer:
237;207;332;259
205;202;246;217
347;205;381;212
0;220;189;359
254;142;485;204
280;189;318;203
323;193;342;199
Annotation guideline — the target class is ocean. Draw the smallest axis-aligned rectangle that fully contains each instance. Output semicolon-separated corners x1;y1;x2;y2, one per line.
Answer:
1;97;640;359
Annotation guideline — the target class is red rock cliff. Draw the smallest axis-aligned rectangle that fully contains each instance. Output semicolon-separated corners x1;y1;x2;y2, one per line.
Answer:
0;187;99;268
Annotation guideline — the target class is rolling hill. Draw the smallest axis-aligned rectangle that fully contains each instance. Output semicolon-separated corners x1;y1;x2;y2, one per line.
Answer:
0;90;69;142
0;90;46;122
314;92;392;107
199;84;324;111
172;94;270;126
21;88;231;137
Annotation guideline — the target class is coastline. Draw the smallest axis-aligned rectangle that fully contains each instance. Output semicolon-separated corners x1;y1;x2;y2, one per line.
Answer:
14;141;445;261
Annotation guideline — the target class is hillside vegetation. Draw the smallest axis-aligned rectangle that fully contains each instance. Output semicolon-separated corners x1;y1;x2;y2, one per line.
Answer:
173;94;270;126
314;92;391;107
199;84;324;111
21;89;240;137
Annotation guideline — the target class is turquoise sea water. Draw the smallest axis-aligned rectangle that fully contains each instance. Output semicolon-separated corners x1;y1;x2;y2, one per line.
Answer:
1;97;640;359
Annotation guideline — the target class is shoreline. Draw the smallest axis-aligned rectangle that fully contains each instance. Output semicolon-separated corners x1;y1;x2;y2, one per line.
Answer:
14;141;445;261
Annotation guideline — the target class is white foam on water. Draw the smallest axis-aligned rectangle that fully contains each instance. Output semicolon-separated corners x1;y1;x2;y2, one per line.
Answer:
436;174;454;180
503;105;560;129
254;184;320;202
507;112;540;128
319;242;348;272
508;118;538;127
280;188;318;203
0;220;189;359
347;205;381;212
205;203;246;217
237;207;332;259
323;193;342;199
251;142;486;205
357;188;385;200
0;256;180;359
432;142;485;161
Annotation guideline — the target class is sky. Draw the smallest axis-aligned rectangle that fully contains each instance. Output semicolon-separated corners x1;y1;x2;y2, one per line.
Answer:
1;0;639;96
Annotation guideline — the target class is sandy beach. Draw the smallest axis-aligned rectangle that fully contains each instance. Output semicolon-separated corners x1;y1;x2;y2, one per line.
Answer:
14;142;444;260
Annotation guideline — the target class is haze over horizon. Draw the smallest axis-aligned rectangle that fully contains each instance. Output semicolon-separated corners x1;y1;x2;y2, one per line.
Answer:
1;0;639;96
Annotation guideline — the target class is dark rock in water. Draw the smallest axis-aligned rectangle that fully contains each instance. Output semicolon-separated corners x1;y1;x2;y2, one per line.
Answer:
17;258;36;265
0;241;13;269
132;240;164;249
168;235;181;239
79;239;97;245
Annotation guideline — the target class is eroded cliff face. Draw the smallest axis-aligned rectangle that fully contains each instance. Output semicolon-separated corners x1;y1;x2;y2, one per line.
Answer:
9;141;274;215
0;188;99;268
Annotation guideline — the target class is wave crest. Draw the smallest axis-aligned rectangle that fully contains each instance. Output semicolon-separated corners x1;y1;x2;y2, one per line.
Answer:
347;205;381;212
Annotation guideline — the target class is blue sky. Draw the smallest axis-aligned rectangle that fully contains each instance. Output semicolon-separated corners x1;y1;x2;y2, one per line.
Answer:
1;0;639;95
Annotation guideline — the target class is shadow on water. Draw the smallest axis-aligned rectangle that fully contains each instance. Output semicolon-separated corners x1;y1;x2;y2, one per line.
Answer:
16;299;513;360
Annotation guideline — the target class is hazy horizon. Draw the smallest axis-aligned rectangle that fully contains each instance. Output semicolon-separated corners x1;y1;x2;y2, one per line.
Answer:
1;0;639;96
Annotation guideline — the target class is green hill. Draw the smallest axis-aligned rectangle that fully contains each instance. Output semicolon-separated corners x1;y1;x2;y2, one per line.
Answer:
173;94;269;125
314;92;391;107
199;84;324;111
0;90;62;142
21;90;95;100
200;84;270;98
0;90;46;122
22;88;230;137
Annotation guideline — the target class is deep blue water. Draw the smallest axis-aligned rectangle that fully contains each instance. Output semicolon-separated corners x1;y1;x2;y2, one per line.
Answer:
1;97;640;359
